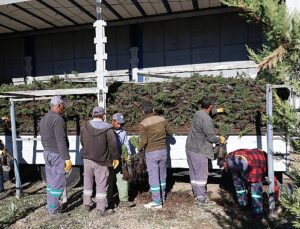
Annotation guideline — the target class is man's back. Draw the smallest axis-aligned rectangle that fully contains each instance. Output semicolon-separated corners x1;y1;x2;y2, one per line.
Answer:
138;114;173;153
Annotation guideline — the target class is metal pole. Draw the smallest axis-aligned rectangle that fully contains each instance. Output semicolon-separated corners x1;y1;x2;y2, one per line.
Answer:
266;84;275;212
9;98;22;198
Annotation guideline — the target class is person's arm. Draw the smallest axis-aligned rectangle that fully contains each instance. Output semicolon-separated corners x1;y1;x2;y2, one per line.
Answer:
202;117;220;144
107;128;119;160
53;117;70;160
122;130;132;155
165;120;174;136
137;124;147;152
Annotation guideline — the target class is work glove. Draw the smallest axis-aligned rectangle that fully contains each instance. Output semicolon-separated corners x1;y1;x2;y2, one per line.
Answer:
219;136;226;144
64;160;72;173
122;154;131;162
217;108;225;113
112;159;119;169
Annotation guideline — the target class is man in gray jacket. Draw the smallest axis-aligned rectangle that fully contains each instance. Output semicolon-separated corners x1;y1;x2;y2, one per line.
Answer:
40;96;72;217
186;96;225;207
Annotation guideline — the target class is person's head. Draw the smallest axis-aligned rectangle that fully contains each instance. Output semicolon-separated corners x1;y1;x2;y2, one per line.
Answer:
200;96;214;115
112;113;125;130
50;96;65;114
92;106;105;119
143;101;154;114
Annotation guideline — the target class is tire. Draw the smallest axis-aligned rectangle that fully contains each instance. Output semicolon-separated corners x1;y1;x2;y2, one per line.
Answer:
39;165;82;188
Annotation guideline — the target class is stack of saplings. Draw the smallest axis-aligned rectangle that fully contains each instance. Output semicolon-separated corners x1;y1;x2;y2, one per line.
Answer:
0;75;267;136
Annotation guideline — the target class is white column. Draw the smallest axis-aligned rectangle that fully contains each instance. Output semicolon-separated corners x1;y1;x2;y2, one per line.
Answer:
130;47;139;82
94;19;107;108
286;0;300;13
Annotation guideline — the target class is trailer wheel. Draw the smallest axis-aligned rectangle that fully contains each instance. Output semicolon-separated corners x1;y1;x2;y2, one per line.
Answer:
39;165;82;188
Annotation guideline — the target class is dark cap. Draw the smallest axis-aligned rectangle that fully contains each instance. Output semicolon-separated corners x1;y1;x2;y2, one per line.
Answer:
112;113;125;124
92;106;105;116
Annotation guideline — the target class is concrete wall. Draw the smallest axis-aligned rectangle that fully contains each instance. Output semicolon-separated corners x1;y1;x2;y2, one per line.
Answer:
0;12;262;83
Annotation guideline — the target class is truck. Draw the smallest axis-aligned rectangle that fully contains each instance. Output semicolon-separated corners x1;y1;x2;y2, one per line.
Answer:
0;82;296;189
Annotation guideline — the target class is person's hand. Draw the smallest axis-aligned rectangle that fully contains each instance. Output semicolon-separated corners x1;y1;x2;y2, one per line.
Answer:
122;155;131;162
64;160;72;173
219;136;226;144
112;160;119;169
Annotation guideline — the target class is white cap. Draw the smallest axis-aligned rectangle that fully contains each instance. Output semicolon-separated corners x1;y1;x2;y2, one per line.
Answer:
50;96;64;106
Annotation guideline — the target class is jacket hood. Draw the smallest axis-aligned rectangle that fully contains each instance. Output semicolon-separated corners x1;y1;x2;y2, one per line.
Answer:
85;121;112;136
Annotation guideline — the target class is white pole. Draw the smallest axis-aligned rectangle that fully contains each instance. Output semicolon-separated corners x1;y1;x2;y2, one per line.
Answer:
94;0;107;108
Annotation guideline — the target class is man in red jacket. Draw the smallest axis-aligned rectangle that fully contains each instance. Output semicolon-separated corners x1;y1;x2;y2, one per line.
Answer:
225;148;279;218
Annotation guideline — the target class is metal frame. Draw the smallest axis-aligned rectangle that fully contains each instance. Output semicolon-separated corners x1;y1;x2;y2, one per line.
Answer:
131;0;147;17
266;84;294;213
162;0;172;14
0;87;100;198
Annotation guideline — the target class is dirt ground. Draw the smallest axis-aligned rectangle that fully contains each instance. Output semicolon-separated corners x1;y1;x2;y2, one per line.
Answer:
0;171;294;229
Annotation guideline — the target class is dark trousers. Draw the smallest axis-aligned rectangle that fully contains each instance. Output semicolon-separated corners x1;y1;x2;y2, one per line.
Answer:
226;156;263;215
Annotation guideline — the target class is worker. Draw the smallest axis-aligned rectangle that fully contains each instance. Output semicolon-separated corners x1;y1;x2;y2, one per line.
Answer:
137;102;174;209
80;106;119;216
225;148;279;219
185;96;225;207
111;112;135;208
39;96;72;217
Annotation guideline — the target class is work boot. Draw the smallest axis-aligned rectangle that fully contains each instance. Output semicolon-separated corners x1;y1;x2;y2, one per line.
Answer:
83;205;91;212
118;201;135;208
196;199;216;208
97;209;115;217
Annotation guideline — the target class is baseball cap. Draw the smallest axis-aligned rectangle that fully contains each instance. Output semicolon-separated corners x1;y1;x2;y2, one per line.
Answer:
92;106;105;116
113;113;125;124
50;96;64;106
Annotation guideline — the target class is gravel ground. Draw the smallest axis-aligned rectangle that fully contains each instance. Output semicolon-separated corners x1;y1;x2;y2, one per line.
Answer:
0;175;294;229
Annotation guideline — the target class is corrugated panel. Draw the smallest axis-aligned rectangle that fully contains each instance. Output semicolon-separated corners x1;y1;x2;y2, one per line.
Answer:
108;0;133;18
169;0;183;12
150;0;167;14
1;4;50;29
51;0;84;24
198;0;210;9
0;14;30;31
121;0;143;17
0;27;12;33
180;0;194;11
27;1;70;26
138;0;156;15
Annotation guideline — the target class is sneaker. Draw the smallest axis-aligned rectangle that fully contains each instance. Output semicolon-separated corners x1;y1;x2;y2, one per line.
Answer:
144;202;162;209
83;205;91;212
118;201;136;208
49;212;64;220
98;209;115;217
196;199;216;208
